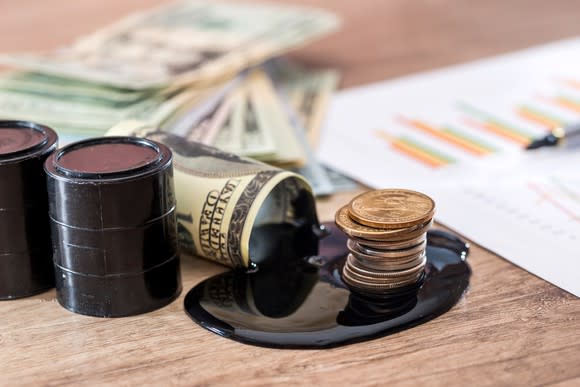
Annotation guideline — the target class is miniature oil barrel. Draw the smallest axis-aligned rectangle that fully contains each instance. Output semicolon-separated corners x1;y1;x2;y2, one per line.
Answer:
44;137;181;317
0;120;58;299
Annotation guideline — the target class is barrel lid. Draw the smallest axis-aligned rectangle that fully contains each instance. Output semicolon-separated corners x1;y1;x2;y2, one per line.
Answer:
46;136;171;180
0;121;56;162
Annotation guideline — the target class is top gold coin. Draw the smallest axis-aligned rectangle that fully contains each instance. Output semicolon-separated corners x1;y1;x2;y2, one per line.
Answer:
348;189;435;229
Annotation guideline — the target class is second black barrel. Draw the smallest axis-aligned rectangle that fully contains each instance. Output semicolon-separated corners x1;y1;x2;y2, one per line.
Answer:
45;136;181;317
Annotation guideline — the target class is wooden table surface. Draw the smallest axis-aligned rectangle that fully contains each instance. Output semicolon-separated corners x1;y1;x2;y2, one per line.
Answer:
1;1;579;385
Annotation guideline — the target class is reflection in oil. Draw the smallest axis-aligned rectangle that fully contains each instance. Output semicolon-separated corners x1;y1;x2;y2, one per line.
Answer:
184;223;470;348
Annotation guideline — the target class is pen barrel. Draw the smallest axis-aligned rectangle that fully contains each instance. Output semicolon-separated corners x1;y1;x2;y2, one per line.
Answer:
562;134;580;148
562;122;580;136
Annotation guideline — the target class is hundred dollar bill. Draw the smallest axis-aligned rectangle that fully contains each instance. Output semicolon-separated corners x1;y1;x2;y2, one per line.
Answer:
107;120;319;268
0;1;340;89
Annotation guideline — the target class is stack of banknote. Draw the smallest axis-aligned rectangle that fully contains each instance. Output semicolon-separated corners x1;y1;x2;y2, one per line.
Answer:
0;0;356;195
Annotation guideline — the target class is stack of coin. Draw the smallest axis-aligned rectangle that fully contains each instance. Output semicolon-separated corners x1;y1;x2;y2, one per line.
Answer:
335;189;435;294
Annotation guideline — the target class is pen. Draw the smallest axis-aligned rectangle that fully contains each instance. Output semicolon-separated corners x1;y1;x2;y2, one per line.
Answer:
526;122;580;150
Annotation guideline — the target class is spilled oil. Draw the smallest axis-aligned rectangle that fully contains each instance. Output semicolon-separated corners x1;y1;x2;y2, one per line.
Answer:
184;222;470;349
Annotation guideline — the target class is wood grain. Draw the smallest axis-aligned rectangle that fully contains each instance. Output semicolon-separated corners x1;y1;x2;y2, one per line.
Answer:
1;1;579;385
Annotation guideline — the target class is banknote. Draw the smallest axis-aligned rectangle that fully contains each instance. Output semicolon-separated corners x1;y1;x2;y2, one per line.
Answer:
263;61;358;193
0;1;339;89
265;59;339;148
211;67;350;195
213;84;246;154
214;76;277;158
107;120;319;268
246;69;306;167
271;79;336;197
163;77;241;140
111;84;235;145
323;166;358;193
215;94;280;160
0;72;157;106
0;90;121;133
239;96;278;159
0;78;215;136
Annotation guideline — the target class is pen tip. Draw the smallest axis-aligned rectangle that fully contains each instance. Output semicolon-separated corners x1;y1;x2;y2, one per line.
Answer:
525;133;559;150
525;139;545;150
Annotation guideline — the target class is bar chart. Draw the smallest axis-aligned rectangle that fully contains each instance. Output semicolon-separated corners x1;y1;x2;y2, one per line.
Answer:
372;82;580;169
319;37;580;295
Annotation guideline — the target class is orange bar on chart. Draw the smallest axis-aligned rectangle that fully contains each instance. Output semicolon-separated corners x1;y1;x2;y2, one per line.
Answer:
517;106;563;128
375;130;454;168
463;118;531;146
458;104;534;146
398;117;492;156
565;79;580;90
550;96;580;113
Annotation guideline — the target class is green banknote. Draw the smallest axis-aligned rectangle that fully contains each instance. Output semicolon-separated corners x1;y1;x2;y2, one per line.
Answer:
214;76;277;158
0;72;157;106
0;78;221;138
0;1;339;89
266;59;339;148
245;69;306;167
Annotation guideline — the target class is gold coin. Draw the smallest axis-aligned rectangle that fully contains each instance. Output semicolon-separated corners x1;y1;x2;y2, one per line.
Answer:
351;219;433;242
349;189;435;229
334;205;422;240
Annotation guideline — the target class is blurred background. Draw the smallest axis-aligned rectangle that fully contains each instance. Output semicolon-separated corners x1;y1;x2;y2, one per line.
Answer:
2;0;580;195
3;0;580;88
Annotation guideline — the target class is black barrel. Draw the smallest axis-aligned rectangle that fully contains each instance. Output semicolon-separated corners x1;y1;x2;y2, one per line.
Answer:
0;120;58;299
44;136;181;317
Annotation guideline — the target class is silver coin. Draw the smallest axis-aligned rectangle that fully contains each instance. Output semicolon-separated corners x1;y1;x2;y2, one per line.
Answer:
343;268;424;286
346;252;424;271
343;257;425;281
347;238;427;259
347;254;426;277
348;219;433;242
354;234;427;250
351;251;426;271
351;238;427;257
342;265;424;289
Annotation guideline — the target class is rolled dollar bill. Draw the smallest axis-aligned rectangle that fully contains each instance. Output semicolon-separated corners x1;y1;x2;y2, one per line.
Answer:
107;120;319;268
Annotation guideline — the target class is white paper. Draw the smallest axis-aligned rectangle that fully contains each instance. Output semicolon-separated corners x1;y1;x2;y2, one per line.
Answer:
318;37;580;296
